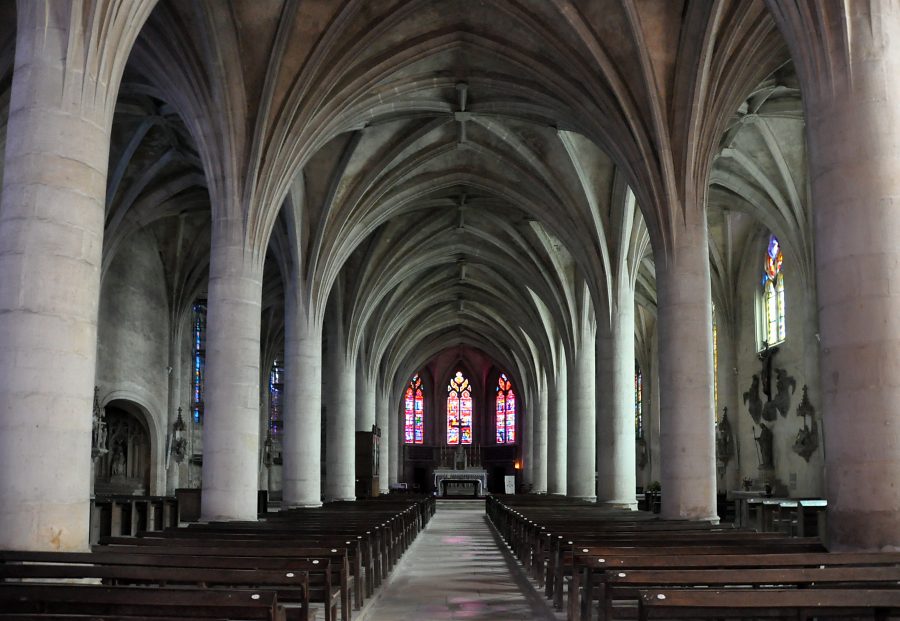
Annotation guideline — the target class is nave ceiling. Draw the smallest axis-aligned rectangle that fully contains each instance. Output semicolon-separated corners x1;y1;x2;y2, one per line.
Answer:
0;0;809;400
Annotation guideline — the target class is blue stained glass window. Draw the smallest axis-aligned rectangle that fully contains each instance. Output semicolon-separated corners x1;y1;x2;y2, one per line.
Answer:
191;301;207;424
760;235;786;348
269;357;283;437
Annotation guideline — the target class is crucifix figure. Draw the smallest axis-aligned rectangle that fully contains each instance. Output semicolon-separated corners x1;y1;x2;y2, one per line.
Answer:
758;342;780;421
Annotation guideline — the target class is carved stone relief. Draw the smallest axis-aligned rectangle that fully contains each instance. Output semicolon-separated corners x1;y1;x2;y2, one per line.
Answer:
791;385;818;462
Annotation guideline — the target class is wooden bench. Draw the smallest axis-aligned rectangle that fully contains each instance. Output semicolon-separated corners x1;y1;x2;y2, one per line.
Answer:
0;558;314;621
596;565;900;621
637;588;900;620
0;583;286;620
90;544;347;621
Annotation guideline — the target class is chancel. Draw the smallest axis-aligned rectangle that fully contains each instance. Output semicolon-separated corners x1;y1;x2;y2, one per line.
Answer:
0;1;899;619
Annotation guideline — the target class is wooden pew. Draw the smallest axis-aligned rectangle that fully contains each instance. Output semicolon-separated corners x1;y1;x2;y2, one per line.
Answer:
0;583;286;620
90;544;348;621
0;559;313;621
637;588;900;620
596;565;900;621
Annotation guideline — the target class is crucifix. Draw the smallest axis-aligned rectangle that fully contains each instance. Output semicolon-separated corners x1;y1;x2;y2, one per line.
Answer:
757;341;778;403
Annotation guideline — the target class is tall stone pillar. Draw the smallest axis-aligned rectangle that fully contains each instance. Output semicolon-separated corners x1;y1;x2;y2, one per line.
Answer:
201;228;264;521
532;372;549;493
0;0;155;551
282;285;323;507
656;211;717;520
596;285;637;508
165;331;184;495
567;329;597;500
389;388;400;486
547;356;567;495
356;366;376;431
799;3;900;550
375;386;390;494
325;307;356;501
522;387;534;487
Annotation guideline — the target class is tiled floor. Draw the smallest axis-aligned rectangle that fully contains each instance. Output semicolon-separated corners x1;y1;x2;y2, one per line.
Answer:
360;499;565;621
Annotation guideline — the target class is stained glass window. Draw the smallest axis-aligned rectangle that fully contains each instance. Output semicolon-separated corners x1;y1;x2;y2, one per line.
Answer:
269;356;283;437
495;373;516;444
635;362;643;439
447;371;473;445
404;374;424;444
713;304;719;420
760;235;786;348
191;301;207;424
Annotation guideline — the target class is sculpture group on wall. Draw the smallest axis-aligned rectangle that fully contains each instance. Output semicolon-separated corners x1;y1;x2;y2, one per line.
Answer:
742;344;818;476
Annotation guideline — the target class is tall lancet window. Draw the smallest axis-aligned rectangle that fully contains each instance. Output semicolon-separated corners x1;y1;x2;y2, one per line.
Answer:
269;357;284;438
404;374;424;444
759;234;786;349
635;362;643;439
447;371;473;445
495;373;516;444
191;300;207;424
713;304;719;420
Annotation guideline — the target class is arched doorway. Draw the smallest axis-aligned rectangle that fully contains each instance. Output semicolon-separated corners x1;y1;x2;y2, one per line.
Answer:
94;400;151;495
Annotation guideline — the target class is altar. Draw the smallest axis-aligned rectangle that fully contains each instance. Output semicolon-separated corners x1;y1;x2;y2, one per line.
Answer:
433;468;488;497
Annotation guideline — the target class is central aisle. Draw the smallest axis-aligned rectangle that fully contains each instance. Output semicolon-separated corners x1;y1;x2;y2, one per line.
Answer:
361;499;564;621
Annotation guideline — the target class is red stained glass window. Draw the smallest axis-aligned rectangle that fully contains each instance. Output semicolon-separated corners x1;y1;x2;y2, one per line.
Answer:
447;371;472;445
404;374;424;444
496;373;516;444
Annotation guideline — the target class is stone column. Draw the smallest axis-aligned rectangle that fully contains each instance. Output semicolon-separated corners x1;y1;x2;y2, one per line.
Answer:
715;314;740;493
532;372;549;493
325;309;356;501
522;387;534;488
282;285;323;507
547;356;567;495
567;329;597;500
0;0;154;551
201;228;264;521
376;386;390;494
597;285;638;508
165;328;184;495
389;388;400;486
799;4;900;550
356;365;376;431
656;211;717;520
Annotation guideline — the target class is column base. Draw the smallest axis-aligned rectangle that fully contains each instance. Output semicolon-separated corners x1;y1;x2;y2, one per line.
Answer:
324;496;357;503
568;495;596;502
282;502;323;509
597;500;638;510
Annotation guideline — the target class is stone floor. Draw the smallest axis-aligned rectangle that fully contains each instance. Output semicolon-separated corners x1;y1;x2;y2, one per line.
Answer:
359;499;565;621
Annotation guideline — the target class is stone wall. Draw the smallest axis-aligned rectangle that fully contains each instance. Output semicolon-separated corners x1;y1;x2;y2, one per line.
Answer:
96;229;170;495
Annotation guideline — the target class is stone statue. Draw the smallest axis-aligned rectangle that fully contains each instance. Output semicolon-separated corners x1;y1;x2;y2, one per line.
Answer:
91;386;108;459
716;408;734;466
743;374;762;424
773;368;797;417
754;423;774;468
111;443;126;477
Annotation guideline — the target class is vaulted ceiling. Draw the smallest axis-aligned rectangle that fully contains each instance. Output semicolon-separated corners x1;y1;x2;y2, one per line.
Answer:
0;0;807;400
